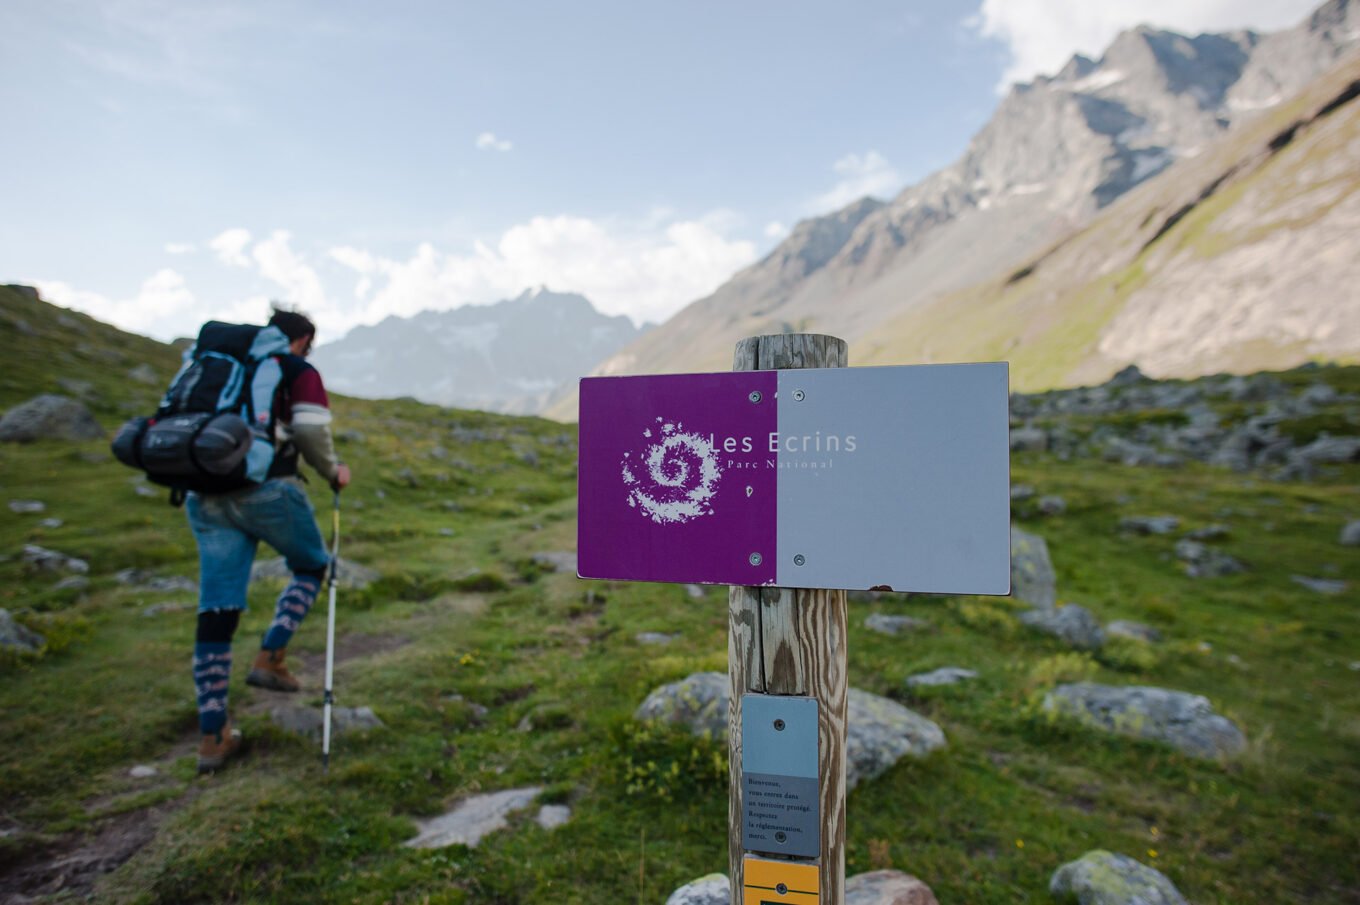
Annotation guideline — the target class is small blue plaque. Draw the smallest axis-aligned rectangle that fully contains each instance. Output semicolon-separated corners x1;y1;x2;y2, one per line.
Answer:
742;694;819;858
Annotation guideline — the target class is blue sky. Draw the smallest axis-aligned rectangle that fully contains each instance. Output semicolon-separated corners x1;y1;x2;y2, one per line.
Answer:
0;0;1321;341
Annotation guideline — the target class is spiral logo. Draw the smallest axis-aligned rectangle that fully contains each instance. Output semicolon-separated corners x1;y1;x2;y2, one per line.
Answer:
621;418;722;525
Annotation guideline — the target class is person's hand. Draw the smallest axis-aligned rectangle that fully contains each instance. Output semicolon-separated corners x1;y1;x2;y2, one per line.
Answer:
331;463;352;491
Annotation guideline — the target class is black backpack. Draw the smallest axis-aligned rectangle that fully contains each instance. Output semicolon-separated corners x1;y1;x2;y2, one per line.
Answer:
113;322;292;504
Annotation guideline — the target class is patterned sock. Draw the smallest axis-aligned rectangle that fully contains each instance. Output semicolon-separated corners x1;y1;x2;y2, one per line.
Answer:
193;642;232;736
261;575;321;651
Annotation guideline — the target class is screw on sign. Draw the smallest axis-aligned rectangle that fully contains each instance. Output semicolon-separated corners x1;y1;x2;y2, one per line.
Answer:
742;856;819;904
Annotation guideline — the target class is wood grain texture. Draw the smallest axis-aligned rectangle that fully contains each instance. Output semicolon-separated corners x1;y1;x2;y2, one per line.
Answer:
729;334;848;905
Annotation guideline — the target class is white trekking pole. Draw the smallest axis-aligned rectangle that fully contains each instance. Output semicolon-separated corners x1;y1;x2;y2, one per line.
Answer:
322;490;340;772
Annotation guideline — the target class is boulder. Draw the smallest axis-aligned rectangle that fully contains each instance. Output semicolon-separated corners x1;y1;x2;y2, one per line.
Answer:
635;673;946;789
1105;621;1162;643
665;874;729;905
1010;484;1037;501
1184;523;1230;541
1341;520;1360;546
8;500;45;514
865;614;930;636
1020;604;1105;650
535;804;571;830
405;786;542;849
1049;850;1187;905
846;870;940;904
1119;516;1179;535
0;394;104;442
1042;683;1246;759
269;705;384;740
1010;426;1048;452
251;556;378;590
1174;540;1246;578
1106;364;1146;387
1291;575;1348;595
21;544;89;575
0;609;45;653
1037;495;1067;516
636;632;679;645
1294;434;1360;464
532;551;577;573
1010;525;1057;609
905;667;977;688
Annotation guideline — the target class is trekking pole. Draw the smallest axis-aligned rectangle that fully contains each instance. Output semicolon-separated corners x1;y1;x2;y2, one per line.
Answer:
322;490;340;772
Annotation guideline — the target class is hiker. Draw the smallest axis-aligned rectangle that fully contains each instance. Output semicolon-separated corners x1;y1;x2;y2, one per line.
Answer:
191;309;352;772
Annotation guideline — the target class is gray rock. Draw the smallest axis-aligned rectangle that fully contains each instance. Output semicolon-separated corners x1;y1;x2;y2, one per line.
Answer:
337;429;366;444
1011;525;1057;609
1295;434;1360;464
1106;364;1146;387
0;609;45;653
906;667;978;688
133;483;159;498
1106;620;1162;643
1291;575;1348;595
1299;383;1338;407
1043;683;1246;759
251;556;378;590
1174;540;1246;578
127;363;159;384
865;614;930;636
129;765;158;779
38;518;63;529
1185;523;1230;541
56;378;94;398
0;395;104;442
636;632;679;645
1010;426;1048;452
1341;520;1360;546
269;705;384;740
114;568;197;593
535;804;571;830
1050;850;1187;905
405;786;543;849
8;500;45;514
684;584;706;599
665;874;729;905
53;576;90;591
635;672;946;789
1119;516;1179;535
1103;437;1162;467
846;869;940;904
532;551;577;573
142;602;191;617
1037;495;1067;516
21;544;88;574
1020;604;1105;650
1010;484;1037;501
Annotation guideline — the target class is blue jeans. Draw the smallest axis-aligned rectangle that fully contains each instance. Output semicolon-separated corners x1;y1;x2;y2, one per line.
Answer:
186;478;331;612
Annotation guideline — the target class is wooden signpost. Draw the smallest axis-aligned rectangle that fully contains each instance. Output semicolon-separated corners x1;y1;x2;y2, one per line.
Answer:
577;333;1010;904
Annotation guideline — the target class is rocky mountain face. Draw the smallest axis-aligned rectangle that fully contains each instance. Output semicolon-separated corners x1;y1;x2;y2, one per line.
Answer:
311;289;645;414
553;0;1359;418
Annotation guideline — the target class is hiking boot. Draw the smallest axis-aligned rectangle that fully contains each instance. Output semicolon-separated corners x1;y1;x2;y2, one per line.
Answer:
197;721;243;774
246;648;300;693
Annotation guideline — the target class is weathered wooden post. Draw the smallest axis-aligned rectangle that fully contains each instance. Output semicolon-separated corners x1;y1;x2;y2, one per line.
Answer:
729;333;848;903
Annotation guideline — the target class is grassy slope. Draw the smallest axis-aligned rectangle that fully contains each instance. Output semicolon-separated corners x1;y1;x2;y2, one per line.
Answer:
857;55;1360;392
0;294;1358;903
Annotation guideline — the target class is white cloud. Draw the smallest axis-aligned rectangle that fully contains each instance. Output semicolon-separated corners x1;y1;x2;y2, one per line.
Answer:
764;221;790;240
209;228;252;267
807;151;901;214
476;131;513;152
252;230;327;313
36;269;206;340
164;242;196;255
328;212;756;328
970;0;1322;91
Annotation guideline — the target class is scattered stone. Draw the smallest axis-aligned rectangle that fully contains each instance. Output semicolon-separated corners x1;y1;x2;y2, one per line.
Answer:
1174;540;1246;578
684;584;705;599
636;632;679;645
269;705;384;740
405;786;543;849
438;527;454;537
1340;520;1360;546
38;518;63;529
906;667;978;688
8;500;45;514
846;869;940;904
531;551;577;574
0;394;104;442
1050;850;1187;905
1043;683;1246;759
142;602;191;617
114;568;197;593
1291;575;1348;595
1185;524;1230;541
1010;525;1057;609
1106;364;1146;387
634;672;946;789
1119;516;1179;535
1010;426;1048;452
133;483;159;498
1106;620;1162;643
1020;604;1105;650
1103;437;1163;467
1010;484;1036;501
129;765;158;779
535;804;571;830
396;467;419;488
665;874;729;905
0;609;45;653
56;377;95;398
251;556;378;590
337;429;366;444
21;544;88;574
127;363;159;384
1037;495;1067;516
865;614;930;636
1294;434;1360;464
53;576;90;592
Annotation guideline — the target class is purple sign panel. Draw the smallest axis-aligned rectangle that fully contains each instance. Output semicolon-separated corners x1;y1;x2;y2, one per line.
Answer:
578;363;1011;592
578;371;779;586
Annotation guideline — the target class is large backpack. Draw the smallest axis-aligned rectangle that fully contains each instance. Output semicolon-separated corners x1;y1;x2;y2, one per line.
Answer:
113;322;292;504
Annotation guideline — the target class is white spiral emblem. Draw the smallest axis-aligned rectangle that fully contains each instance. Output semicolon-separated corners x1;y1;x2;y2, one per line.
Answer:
621;419;722;525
